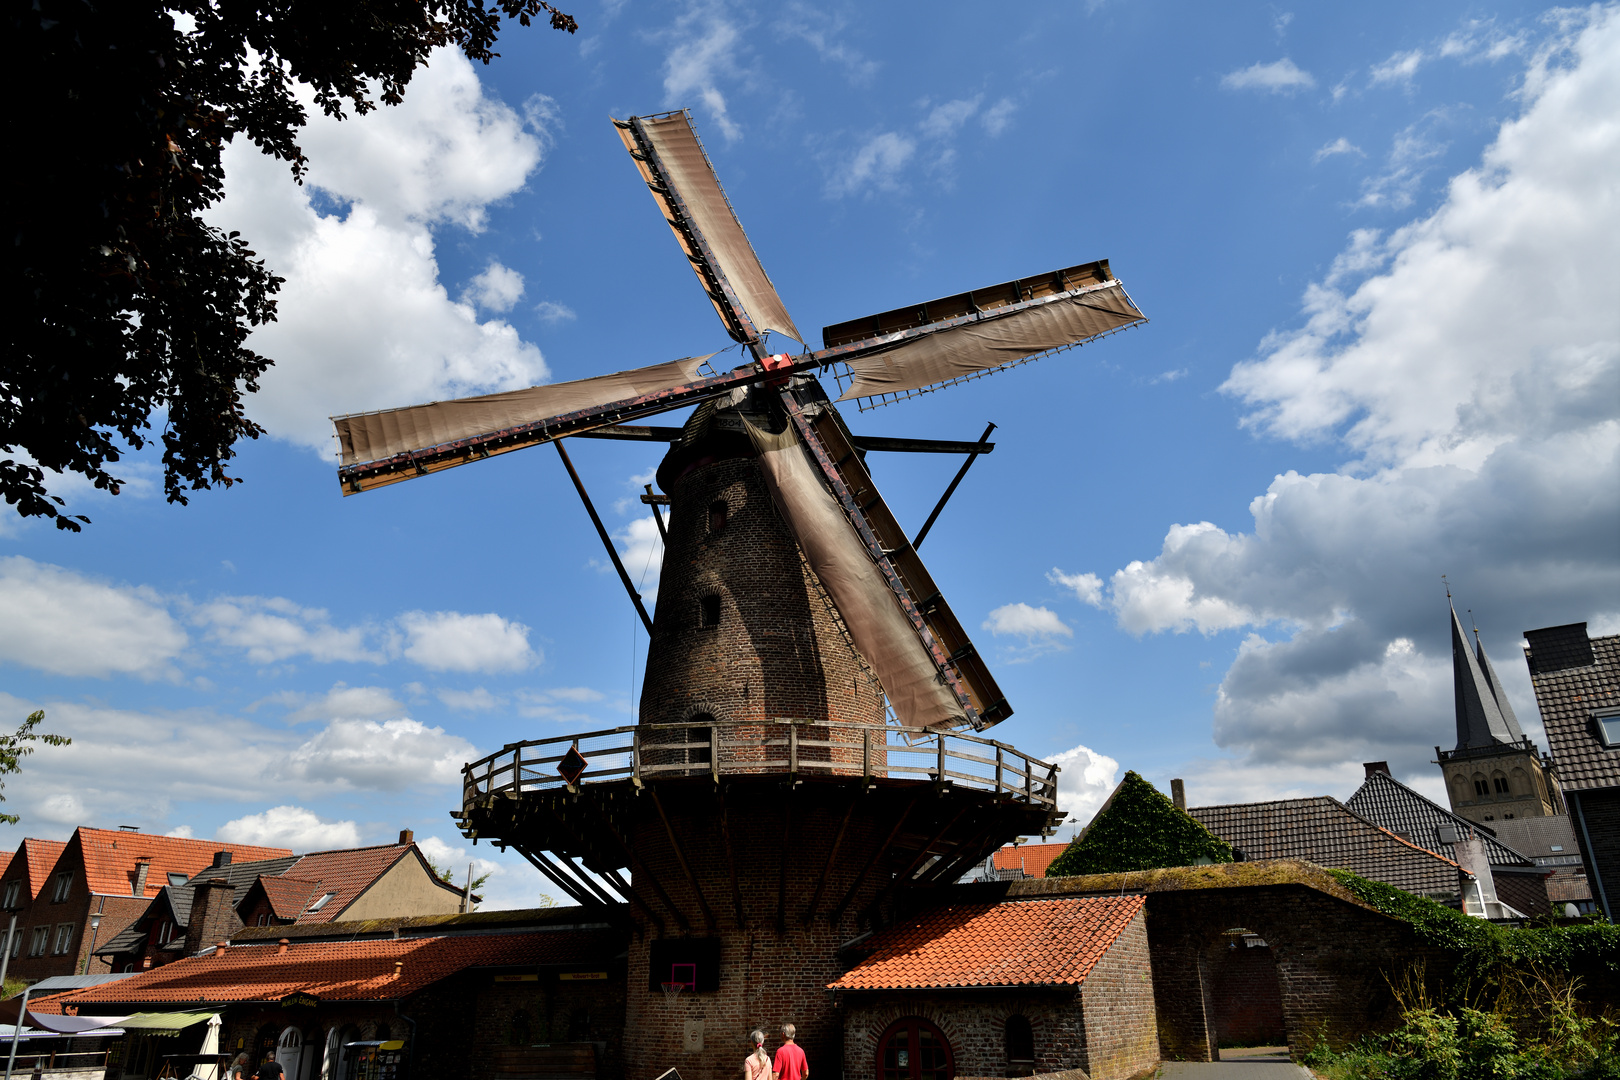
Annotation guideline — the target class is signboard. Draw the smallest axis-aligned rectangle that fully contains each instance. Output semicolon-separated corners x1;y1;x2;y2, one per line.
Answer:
558;744;589;784
494;974;539;983
281;992;320;1008
559;972;608;981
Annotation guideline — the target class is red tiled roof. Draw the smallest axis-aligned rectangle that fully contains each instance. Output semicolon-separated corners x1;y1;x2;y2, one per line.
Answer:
5;839;68;899
258;876;321;920
829;895;1146;990
76;828;292;898
281;844;421;923
49;930;617;1007
991;843;1067;878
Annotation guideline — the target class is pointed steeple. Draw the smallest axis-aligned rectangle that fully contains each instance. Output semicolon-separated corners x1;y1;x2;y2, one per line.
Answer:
1451;604;1519;749
1473;624;1526;743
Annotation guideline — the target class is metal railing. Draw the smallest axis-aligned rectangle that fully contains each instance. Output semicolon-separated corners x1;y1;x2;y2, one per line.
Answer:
460;721;1059;811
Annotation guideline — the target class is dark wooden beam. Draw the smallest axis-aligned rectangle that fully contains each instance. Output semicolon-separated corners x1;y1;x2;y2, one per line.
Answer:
643;484;668;542
720;801;747;930
599;815;691;933
517;847;597;907
574;425;686;442
863;805;969;919
802;795;858;925
554;440;654;635
650;789;718;935
600;866;663;934
912;422;997;550
853;435;996;455
828;796;917;924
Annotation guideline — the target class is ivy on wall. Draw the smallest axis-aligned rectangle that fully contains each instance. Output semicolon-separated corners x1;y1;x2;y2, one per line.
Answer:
1046;770;1233;877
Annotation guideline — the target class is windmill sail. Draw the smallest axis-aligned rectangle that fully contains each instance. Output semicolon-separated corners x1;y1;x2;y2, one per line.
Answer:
743;414;970;730
333;355;716;493
821;262;1145;408
616;112;803;344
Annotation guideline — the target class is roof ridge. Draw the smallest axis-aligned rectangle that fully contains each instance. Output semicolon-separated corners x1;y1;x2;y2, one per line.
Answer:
1189;795;1335;812
1347;771;1537;865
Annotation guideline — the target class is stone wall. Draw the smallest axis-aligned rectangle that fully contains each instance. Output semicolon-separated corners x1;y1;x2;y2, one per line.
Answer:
1079;907;1159;1079
839;993;1087;1080
1208;943;1284;1047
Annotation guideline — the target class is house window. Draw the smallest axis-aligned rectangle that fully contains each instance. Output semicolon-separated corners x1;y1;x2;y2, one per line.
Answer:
1493;775;1510;794
28;927;49;956
1595;708;1620;748
709;500;728;534
699;594;721;629
1472;777;1489;797
156;920;175;945
1;881;20;910
1004;1015;1034;1074
10;931;21;958
257;914;270;926
50;872;73;903
167;873;189;888
877;1017;954;1080
51;923;74;955
306;892;337;913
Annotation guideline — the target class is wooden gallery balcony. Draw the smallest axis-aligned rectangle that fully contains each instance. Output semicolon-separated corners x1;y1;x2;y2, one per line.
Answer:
452;721;1064;926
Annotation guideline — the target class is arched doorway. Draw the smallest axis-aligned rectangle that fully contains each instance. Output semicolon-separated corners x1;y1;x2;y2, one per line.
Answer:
1208;929;1286;1055
278;1026;305;1080
333;1024;362;1080
877;1017;954;1080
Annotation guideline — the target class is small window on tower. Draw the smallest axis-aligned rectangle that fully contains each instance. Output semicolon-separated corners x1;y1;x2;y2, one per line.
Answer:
1473;777;1490;797
699;595;721;629
709;500;728;534
1493;776;1510;794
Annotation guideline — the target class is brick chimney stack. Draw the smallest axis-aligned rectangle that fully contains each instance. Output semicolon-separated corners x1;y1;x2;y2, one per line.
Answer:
1364;761;1391;778
398;829;414;845
185;878;239;957
132;858;151;896
212;850;233;869
1170;779;1186;811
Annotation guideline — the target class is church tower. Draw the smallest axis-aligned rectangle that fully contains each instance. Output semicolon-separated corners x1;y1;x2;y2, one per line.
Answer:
1436;604;1564;824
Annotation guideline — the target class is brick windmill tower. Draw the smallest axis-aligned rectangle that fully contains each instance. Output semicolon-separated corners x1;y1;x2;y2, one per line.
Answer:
331;111;1145;1078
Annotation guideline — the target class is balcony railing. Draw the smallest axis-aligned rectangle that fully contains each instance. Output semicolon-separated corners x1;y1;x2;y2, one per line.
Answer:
461;721;1059;812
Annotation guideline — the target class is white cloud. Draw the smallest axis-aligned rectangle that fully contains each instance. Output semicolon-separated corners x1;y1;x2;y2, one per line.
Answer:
281;683;405;725
1150;368;1190;384
0;557;187;679
984;603;1073;640
416;834;551;911
826;132;917;198
209;48;549;452
436;687;504;712
981;97;1017;137
1369;48;1425;87
463;261;525;313
281;717;477;791
1220;58;1316;94
775;4;879;85
398;610;536;673
662;2;746;141
1050;743;1120;827
1354;115;1447;209
193;596;380;665
615;516;667;599
534;301;577;324
919;97;981;141
217;806;361;851
1048;569;1105;608
1313;137;1365;162
1069;9;1620;789
1440;19;1527;63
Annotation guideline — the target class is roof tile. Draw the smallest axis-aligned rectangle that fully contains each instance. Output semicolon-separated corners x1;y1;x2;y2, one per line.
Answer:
75;829;291;898
1527;631;1620;792
990;843;1066;878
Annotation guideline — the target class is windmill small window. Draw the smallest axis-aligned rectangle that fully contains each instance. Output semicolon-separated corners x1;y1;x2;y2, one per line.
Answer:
1004;1015;1034;1076
709;500;728;534
699;594;721;629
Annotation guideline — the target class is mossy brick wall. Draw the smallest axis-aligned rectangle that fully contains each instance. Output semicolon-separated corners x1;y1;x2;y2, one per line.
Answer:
1143;884;1443;1062
640;455;884;729
840;993;1087;1080
1078;906;1160;1079
1209;944;1285;1047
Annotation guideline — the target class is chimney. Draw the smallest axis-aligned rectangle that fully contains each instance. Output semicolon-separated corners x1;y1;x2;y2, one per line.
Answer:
212;850;233;869
141;956;151;969
132;858;151;896
394;960;403;979
1170;779;1186;811
398;829;414;845
1364;761;1391;778
184;878;240;958
277;939;290;956
215;941;228;956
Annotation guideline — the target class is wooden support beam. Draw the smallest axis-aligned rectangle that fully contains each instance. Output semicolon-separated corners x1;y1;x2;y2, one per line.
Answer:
600;867;663;935
555;440;655;635
829;796;917;924
649;789;718;935
720;801;748;930
599;815;690;933
913;422;997;550
802;795;858;925
864;805;969;919
518;848;596;907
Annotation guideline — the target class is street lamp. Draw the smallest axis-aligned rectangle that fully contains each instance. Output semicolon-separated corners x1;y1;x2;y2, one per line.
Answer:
81;913;102;977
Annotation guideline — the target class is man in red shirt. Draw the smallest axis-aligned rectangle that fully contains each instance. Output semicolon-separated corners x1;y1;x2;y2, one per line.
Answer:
774;1024;809;1080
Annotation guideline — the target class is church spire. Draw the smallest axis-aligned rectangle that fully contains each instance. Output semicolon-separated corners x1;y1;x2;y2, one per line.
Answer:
1451;603;1522;750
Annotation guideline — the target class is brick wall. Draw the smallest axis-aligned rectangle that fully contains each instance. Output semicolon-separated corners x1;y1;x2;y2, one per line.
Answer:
840;993;1087;1080
1570;789;1620;921
1208;943;1284;1047
1491;869;1552;918
1079;907;1159;1079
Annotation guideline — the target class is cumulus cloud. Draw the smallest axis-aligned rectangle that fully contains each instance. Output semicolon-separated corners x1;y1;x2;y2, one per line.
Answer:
462;261;525;313
1066;10;1620;788
919;97;982;140
1370;48;1425;87
279;683;405;725
662;2;746;141
1314;137;1365;162
436;687;504;712
615;516;667;599
984;603;1073;640
209;48;549;452
825;132;917;198
1354;115;1448;210
1048;569;1104;608
1221;58;1316;94
193;596;380;665
0;557;187;679
398;611;537;673
217;806;361;851
1050;743;1120;827
981;97;1017;137
534;301;577;324
281;717;477;791
416;834;550;910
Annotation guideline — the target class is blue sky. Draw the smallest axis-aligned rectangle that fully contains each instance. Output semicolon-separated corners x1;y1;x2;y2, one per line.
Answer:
4;2;1616;908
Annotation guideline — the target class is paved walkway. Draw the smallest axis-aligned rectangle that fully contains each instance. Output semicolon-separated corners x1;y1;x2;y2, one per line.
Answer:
1159;1048;1311;1080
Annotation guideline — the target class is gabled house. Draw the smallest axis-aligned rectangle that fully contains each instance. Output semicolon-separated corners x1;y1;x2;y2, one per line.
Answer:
1524;622;1620;920
0;839;67;913
978;842;1067;881
94;831;467;974
0;829;291;982
1346;763;1555;916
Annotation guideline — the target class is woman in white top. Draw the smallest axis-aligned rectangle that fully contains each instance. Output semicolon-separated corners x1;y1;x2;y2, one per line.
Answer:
744;1029;774;1080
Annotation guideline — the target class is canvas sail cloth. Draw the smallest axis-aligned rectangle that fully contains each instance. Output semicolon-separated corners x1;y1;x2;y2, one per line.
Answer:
632;112;803;343
743;416;966;730
836;285;1142;402
334;356;715;467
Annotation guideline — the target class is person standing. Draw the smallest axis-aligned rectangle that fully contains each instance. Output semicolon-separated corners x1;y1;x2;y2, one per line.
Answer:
774;1024;808;1080
745;1029;774;1080
256;1051;285;1080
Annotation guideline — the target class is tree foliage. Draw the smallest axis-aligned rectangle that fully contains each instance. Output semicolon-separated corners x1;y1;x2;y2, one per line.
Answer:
6;0;576;531
0;711;72;826
1045;770;1233;876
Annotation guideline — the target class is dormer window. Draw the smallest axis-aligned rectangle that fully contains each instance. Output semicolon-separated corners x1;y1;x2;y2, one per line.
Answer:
167;873;189;888
50;872;73;903
1595;707;1620;749
306;892;337;914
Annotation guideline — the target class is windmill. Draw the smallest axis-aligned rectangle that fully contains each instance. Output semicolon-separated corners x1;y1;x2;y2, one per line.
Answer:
333;109;1146;733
